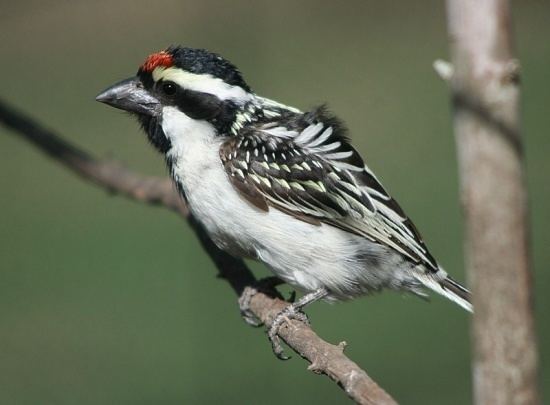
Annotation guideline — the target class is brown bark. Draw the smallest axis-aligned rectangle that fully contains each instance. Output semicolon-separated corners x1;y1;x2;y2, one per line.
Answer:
0;98;396;405
443;1;539;404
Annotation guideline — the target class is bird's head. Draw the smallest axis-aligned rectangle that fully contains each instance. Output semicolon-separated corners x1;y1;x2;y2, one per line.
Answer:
96;46;253;152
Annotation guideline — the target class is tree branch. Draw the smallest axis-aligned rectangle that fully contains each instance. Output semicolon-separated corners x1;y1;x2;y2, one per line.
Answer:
0;98;396;405
433;59;454;82
442;1;540;404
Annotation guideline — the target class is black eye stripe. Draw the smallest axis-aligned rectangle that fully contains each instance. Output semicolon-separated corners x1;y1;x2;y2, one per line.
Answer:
162;87;223;121
152;80;238;133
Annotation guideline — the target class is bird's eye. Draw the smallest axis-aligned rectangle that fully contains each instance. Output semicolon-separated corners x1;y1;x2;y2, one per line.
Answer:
161;81;177;96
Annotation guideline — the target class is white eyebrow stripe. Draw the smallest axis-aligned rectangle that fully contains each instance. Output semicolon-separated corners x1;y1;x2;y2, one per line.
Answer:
152;67;252;102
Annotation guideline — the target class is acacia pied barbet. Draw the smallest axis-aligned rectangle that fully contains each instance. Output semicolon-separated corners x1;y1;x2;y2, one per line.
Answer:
96;46;472;357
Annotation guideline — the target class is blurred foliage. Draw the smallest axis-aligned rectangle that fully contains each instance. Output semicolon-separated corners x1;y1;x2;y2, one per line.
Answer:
0;1;548;403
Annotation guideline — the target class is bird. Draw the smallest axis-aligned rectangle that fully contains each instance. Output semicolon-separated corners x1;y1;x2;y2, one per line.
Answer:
96;46;472;358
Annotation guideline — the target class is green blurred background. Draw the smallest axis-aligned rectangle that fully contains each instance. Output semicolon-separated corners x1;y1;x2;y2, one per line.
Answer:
0;1;548;403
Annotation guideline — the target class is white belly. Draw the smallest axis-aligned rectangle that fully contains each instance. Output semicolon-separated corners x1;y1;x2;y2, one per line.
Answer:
162;107;413;299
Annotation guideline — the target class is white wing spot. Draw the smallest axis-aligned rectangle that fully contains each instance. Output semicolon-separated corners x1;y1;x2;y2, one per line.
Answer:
308;126;333;148
290;182;305;191
324;150;354;160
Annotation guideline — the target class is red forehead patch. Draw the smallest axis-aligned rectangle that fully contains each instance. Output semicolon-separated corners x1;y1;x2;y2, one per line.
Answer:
140;51;174;73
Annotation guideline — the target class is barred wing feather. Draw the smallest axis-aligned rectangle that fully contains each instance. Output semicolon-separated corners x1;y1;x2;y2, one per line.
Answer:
220;112;439;272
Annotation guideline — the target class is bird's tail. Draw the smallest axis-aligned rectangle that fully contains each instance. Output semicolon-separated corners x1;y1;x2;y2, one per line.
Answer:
414;273;473;313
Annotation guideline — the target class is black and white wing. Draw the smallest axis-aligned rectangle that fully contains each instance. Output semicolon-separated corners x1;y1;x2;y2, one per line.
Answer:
220;108;439;271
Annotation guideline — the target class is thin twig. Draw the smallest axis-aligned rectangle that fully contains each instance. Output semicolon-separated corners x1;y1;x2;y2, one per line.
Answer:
0;98;397;405
433;59;454;82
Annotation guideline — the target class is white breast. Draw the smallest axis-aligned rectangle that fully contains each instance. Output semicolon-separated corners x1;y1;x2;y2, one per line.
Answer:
161;106;412;299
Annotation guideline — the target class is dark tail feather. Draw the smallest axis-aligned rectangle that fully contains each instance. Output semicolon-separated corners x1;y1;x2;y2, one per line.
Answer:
414;272;473;312
441;276;471;303
440;276;473;312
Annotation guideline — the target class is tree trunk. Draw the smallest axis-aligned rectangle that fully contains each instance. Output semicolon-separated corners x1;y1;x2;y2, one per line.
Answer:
444;1;540;404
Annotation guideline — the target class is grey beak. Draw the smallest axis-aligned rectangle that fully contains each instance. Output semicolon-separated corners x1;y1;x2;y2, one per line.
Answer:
95;77;161;116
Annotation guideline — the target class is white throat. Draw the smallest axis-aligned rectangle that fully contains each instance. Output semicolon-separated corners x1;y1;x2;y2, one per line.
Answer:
161;106;222;191
160;106;248;255
162;106;218;154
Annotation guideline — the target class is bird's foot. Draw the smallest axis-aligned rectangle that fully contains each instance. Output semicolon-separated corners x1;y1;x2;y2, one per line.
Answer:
267;303;310;360
238;276;285;327
267;287;328;360
238;286;263;327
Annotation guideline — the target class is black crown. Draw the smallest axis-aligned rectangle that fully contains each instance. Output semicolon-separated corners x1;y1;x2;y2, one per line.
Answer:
167;46;251;92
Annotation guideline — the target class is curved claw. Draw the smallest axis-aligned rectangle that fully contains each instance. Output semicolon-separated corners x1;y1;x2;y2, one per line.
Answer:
241;286;327;360
238;286;263;327
238;277;287;327
267;306;310;360
266;287;327;360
